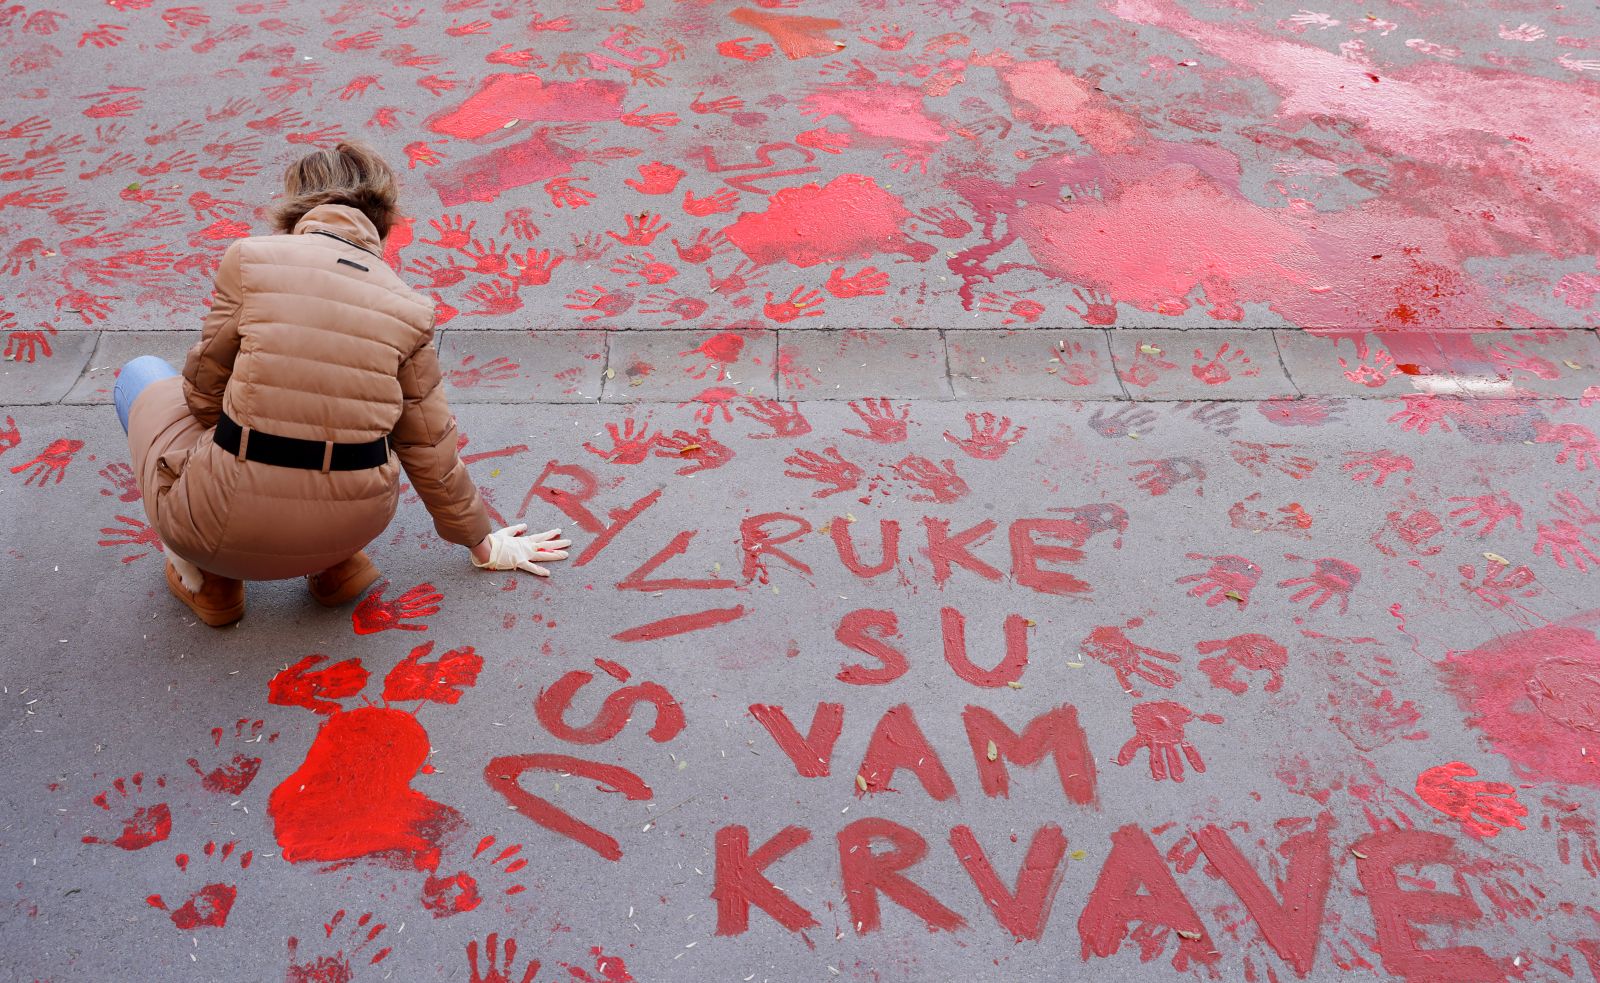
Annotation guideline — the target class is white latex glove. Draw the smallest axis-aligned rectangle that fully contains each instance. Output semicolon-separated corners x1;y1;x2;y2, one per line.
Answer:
471;524;571;576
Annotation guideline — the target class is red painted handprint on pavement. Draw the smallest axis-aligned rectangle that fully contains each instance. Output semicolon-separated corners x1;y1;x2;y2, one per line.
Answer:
10;437;82;485
738;397;810;439
82;774;172;851
98;462;141;502
1080;620;1181;696
892;455;968;504
353;582;443;635
584;419;656;464
382;642;484;705
97;514;164;563
1196;634;1287;694
1533;421;1600;471
824;265;888;298
653;428;734;475
1115;701;1223;783
1415;762;1528;838
944;412;1026;460
187;720;277;796
1176;553;1260;608
1130;457;1204;496
1341;450;1413;486
466;933;541;983
1448;492;1523;536
843;398;910;443
783;447;863;498
1277;556;1360;613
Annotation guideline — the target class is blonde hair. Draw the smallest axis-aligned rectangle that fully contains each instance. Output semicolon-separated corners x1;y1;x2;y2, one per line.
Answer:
272;142;399;239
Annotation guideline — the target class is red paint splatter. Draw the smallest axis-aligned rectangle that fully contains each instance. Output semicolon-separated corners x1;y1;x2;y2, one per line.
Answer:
269;707;459;870
724;174;932;267
1443;614;1600;787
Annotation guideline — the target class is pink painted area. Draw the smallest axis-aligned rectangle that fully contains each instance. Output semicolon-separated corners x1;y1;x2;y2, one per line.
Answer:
1443;615;1600;787
724;175;932;267
994;61;1142;154
801;85;949;144
426;74;627;140
1010;160;1316;317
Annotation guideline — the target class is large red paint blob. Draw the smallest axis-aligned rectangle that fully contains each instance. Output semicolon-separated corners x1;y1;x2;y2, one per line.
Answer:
724;174;932;268
427;74;627;140
269;707;459;870
1442;615;1600;787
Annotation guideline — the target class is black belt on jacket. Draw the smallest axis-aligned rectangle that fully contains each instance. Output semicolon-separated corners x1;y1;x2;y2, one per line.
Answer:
215;413;390;472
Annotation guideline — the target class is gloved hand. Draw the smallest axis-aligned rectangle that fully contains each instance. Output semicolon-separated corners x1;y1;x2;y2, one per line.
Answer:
471;524;571;576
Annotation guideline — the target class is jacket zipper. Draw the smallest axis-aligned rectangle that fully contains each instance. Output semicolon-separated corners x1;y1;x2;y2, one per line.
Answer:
308;228;382;259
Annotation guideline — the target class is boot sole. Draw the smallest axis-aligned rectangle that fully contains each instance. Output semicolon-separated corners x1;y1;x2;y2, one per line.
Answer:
308;555;382;607
166;561;244;627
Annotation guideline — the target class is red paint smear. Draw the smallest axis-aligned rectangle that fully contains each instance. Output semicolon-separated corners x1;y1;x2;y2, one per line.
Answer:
427;74;626;139
420;871;482;918
269;707;459;870
611;605;748;642
1442;615;1600;787
728;7;843;60
723;174;931;268
148;883;237;930
82;802;171;850
995;61;1142;154
425;132;575;208
800;85;948;144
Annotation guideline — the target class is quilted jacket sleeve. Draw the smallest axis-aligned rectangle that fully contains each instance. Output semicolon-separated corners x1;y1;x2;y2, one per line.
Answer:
391;326;493;548
182;241;246;427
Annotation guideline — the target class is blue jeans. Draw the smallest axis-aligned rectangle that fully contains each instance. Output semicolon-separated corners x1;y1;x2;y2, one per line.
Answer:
114;356;179;433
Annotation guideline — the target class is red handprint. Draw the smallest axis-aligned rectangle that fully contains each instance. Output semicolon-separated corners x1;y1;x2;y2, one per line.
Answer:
681;386;739;424
461;238;512;275
1116;701;1223;782
0;416;18;458
716;37;775;61
738;397;811;438
4;324;55;362
764;286;824;323
843;398;910;443
1080;621;1180;696
382;641;484;704
914;205;971;239
466;933;540;983
1196;634;1287;694
944;412;1026;460
1533;421;1600;471
10;438;82;485
678;332;745;380
707;260;766;297
464;281;523;316
682;188;739;217
824;266;888;299
267;655;370;715
1065;286;1116;326
640;290;708;325
783;447;863;498
1176;553;1261;608
505;249;564;288
1533;519;1599;572
423;215;475;250
404;141;444;168
624;161;685;195
892;455;968;503
620;104;679;132
672;229;731;264
98;463;141;502
1447;492;1523;536
1130;457;1204;496
97;515;164;563
1190;342;1257;385
609;212;668;245
976;291;1045;325
583;419;656;464
408;255;470;288
447;356;519;389
610;252;678;287
1371;509;1444;557
352;582;443;635
1387;394;1456;434
1277;556;1360;613
500;208;541;240
1341;450;1414;486
1229;441;1316;480
1543;796;1600;877
1415;762;1528;838
654;428;734;475
564;285;633;321
545;177;596;209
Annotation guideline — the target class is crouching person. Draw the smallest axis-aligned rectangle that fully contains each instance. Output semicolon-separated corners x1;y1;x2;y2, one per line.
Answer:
115;142;567;626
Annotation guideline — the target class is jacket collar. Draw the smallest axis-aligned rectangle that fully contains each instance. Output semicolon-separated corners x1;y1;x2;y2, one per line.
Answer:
293;204;382;256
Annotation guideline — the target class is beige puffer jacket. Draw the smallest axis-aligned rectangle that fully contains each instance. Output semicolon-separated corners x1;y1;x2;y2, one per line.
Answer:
128;204;490;581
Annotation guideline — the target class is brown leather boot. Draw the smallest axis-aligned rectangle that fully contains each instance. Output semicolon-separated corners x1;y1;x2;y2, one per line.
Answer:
307;551;381;607
165;560;245;627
